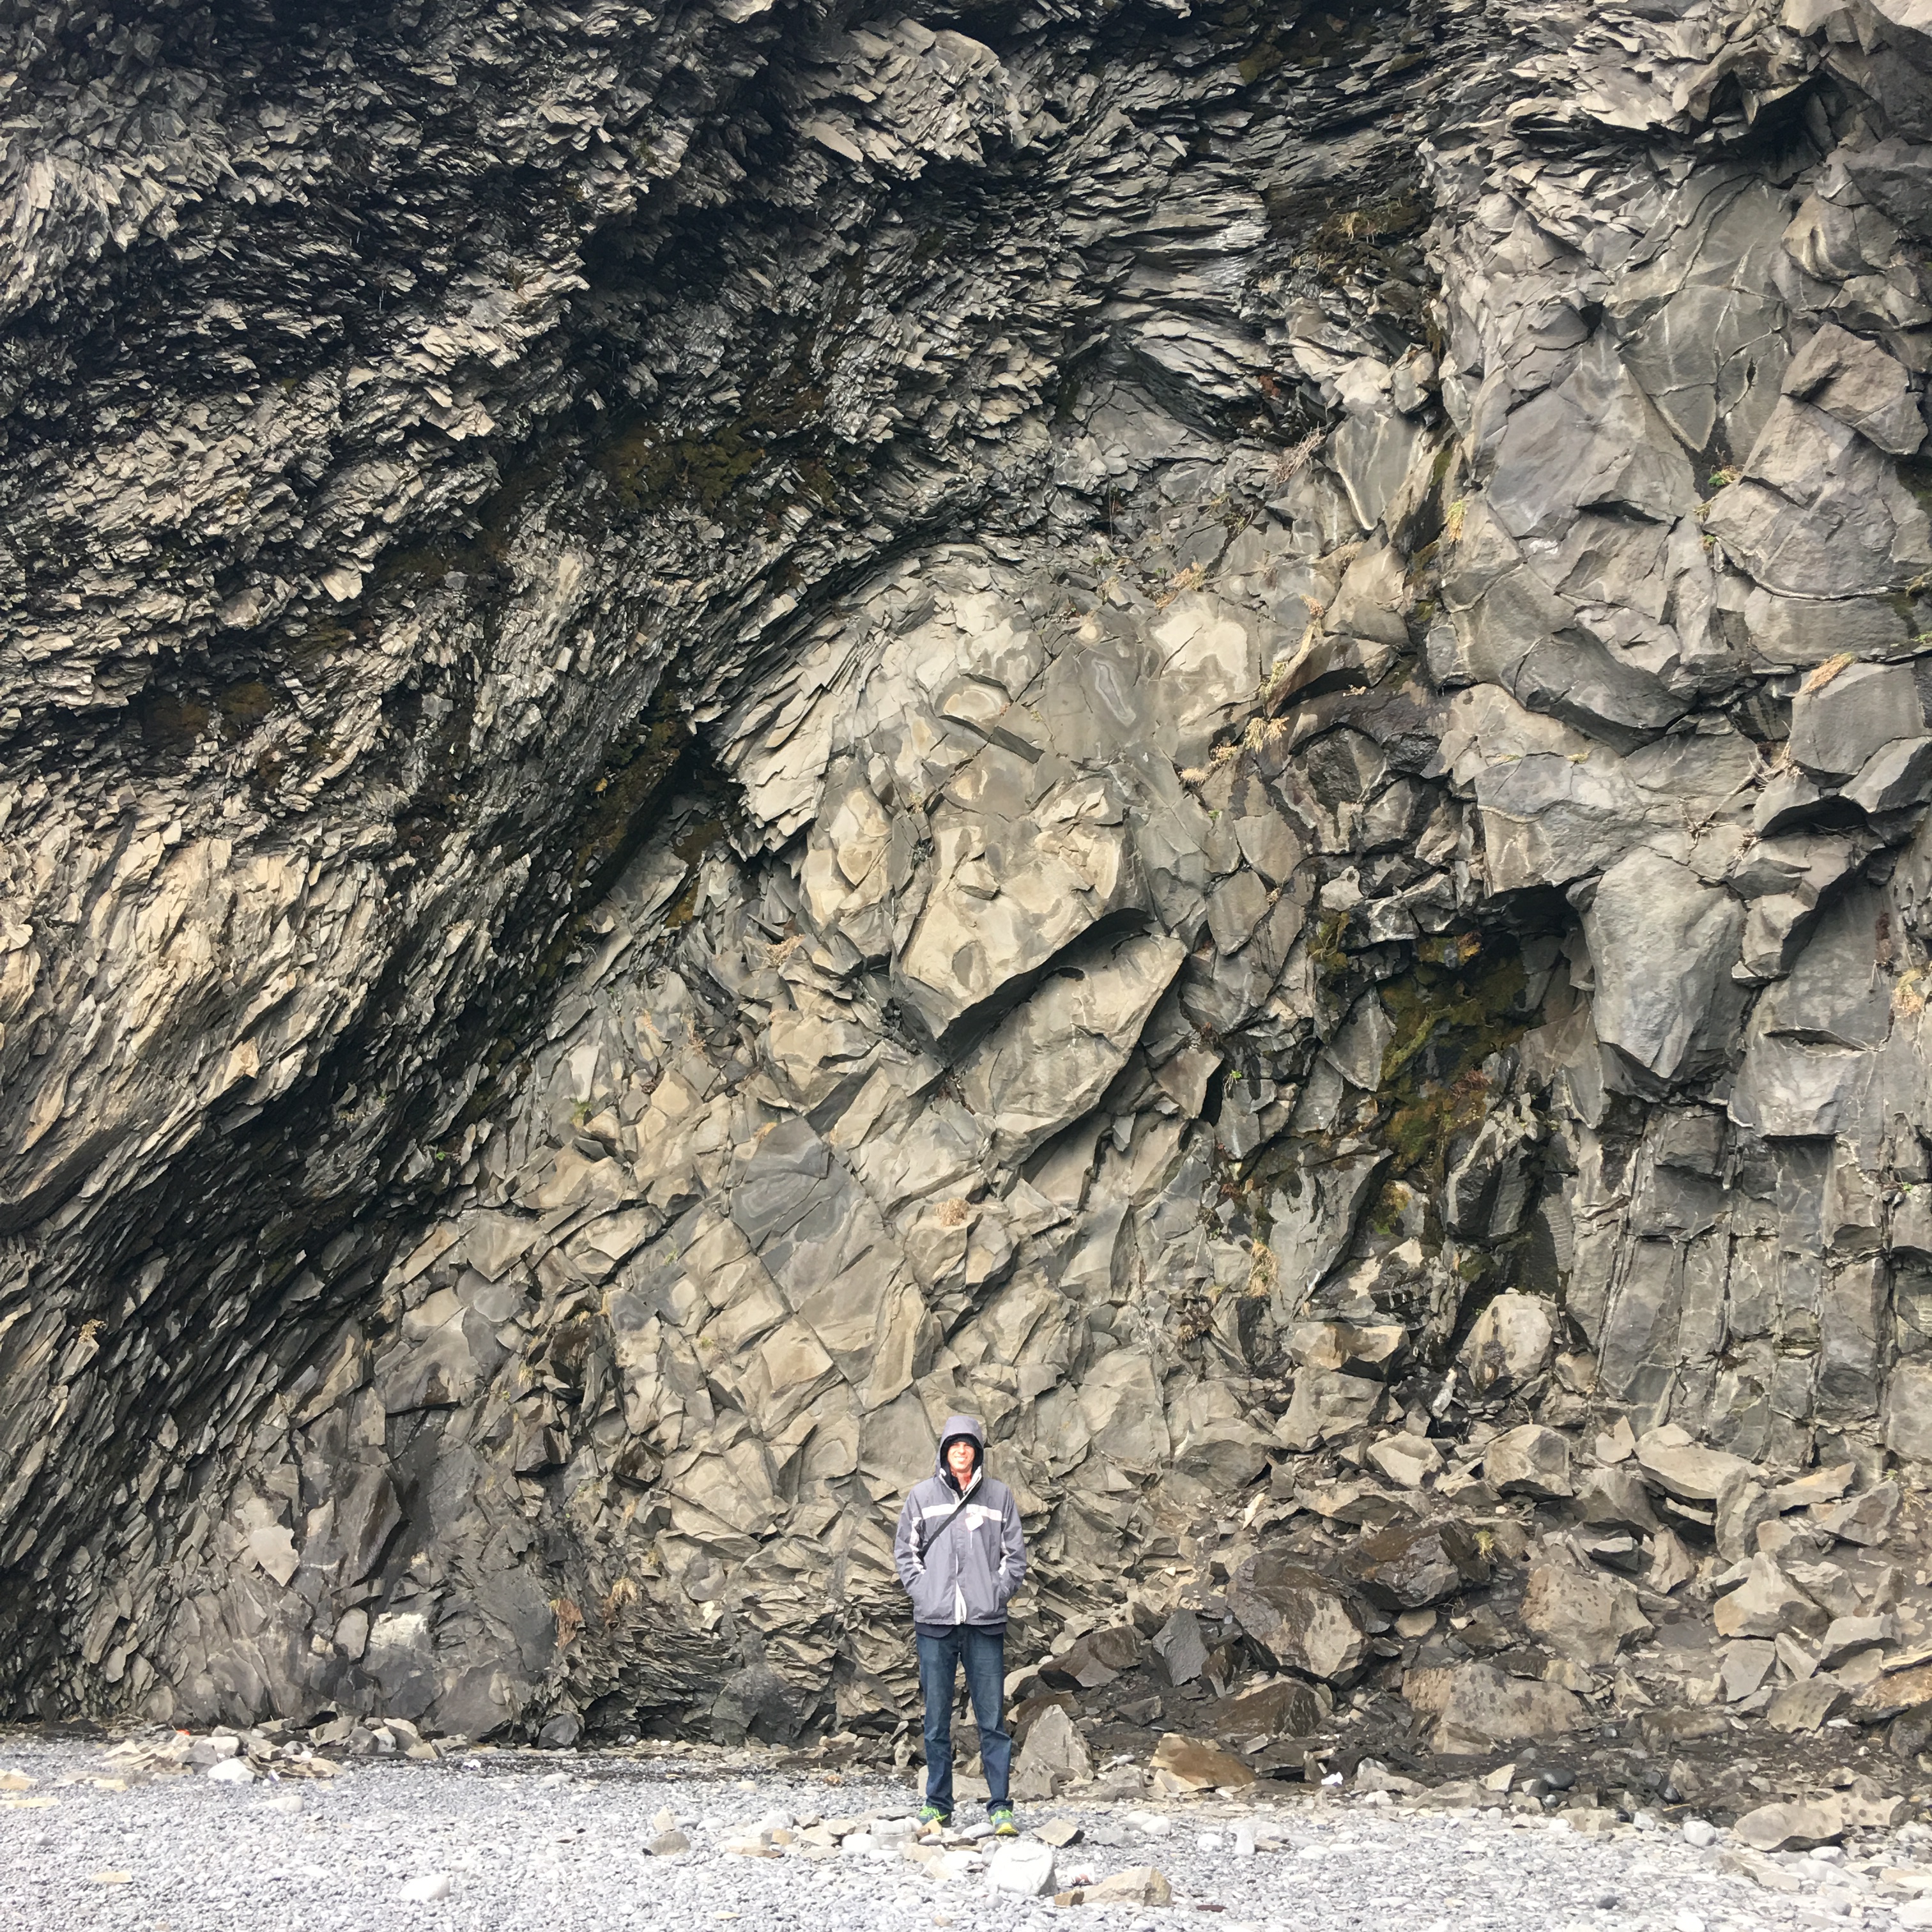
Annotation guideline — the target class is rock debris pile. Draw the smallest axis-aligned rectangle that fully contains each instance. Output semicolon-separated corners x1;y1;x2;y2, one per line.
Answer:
8;0;1932;1807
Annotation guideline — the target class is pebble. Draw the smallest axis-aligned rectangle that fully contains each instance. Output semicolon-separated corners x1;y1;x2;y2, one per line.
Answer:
0;1734;1889;1932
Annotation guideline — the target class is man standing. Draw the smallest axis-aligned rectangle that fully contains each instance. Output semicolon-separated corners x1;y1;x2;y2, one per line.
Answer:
893;1414;1028;1836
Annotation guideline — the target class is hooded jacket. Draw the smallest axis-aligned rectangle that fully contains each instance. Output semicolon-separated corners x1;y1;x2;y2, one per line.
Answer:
891;1414;1027;1633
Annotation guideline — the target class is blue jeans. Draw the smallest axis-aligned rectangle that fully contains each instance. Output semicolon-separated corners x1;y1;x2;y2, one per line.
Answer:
916;1625;1011;1813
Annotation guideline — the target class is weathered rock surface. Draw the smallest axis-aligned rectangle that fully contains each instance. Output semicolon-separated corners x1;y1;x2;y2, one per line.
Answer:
8;0;1932;1779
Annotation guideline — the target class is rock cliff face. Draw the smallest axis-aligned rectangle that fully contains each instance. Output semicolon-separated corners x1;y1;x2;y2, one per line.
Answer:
9;0;1932;1759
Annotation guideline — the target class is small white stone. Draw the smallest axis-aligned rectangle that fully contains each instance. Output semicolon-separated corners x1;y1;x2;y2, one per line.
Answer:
985;1839;1055;1897
1197;1832;1224;1851
205;1758;255;1784
1671;1913;1704;1932
1682;1818;1718;1848
399;1872;453;1903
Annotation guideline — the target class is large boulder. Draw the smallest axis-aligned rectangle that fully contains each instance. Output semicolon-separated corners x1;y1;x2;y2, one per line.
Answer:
1011;1705;1092;1800
1427;1662;1584;1754
1226;1556;1369;1682
1459;1294;1556;1395
1209;1676;1326;1740
1344;1520;1491;1611
1519;1563;1651;1666
1713;1555;1828;1641
1483;1425;1574;1499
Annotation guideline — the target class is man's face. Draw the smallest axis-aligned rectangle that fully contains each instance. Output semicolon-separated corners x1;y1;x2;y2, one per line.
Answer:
946;1440;977;1482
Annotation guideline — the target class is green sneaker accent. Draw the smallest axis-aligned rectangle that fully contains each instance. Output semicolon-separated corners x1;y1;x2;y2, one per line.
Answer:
916;1802;951;1832
990;1804;1018;1837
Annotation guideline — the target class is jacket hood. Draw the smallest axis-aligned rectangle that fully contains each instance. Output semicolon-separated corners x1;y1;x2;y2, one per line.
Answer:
935;1414;986;1477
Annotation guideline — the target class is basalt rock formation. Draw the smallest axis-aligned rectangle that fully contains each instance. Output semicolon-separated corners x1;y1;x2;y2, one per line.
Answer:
10;0;1932;1773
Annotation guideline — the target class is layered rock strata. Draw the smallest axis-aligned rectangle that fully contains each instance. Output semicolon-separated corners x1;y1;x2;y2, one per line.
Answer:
8;0;1932;1767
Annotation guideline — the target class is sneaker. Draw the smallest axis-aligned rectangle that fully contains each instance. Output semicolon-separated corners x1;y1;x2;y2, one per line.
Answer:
916;1802;951;1834
989;1803;1018;1837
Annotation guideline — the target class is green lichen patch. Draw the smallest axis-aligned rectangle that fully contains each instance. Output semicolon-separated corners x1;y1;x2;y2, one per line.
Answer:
1374;933;1531;1186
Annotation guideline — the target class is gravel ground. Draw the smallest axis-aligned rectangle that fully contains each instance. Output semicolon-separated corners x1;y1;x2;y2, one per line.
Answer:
0;1731;1896;1932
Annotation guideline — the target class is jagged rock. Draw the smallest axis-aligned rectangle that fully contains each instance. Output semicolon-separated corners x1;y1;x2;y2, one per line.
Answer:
1458;1294;1556;1396
1574;1470;1660;1536
1043;1626;1142;1691
1853;1660;1932;1724
1768;1676;1851;1733
1634;1429;1751;1505
1364;1433;1445;1490
1814;1482;1903;1546
1789;662;1926;781
1074;1866;1172;1906
1582;854;1745;1081
1731;1800;1846;1853
1483;1427;1574;1500
1149;1734;1254;1791
1344;1521;1491;1611
1225;1556;1368;1683
1818;1614;1897;1668
1209;1677;1324;1741
1429;1663;1585;1754
1713;1556;1828;1642
1147;1611;1209;1691
1714;1473;1778;1564
1520;1565;1652;1667
1012;1706;1092;1801
1721;1641;1777;1703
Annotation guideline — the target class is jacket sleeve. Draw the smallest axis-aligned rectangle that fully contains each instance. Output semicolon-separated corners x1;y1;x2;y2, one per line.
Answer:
995;1485;1027;1604
893;1489;924;1590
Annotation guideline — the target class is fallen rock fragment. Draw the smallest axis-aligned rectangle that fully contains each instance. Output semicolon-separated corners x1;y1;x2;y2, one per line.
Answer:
1344;1519;1490;1609
1227;1554;1368;1681
1151;1733;1255;1791
1520;1563;1650;1666
1484;1425;1573;1499
1732;1800;1845;1853
1012;1705;1092;1801
1713;1554;1826;1641
985;1839;1056;1896
1767;1676;1850;1733
1634;1427;1750;1504
1814;1482;1901;1546
1430;1661;1584;1752
1075;1866;1173;1906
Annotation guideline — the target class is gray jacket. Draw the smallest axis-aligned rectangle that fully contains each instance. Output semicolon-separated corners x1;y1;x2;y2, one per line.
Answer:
892;1414;1027;1630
